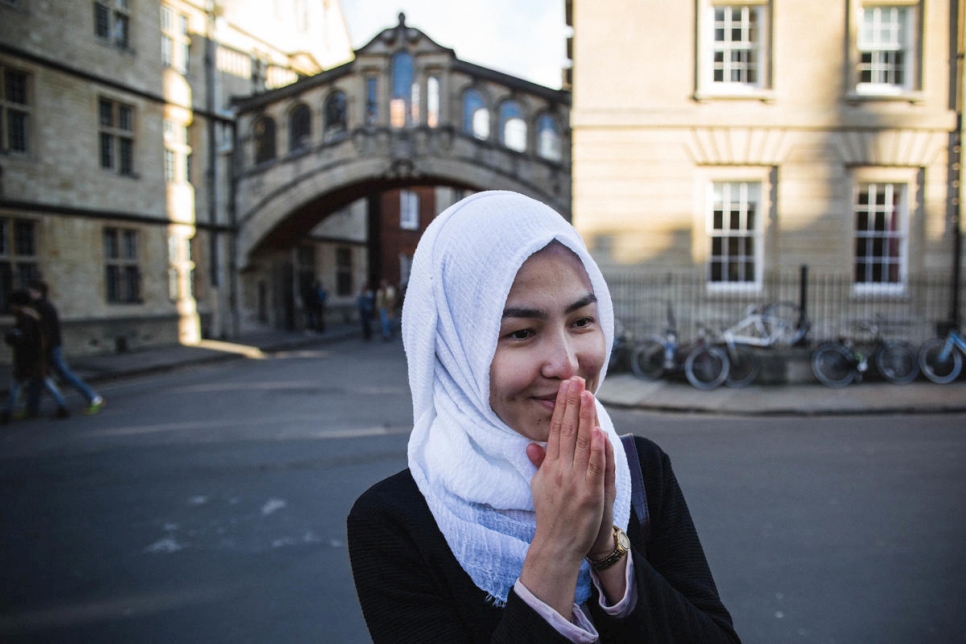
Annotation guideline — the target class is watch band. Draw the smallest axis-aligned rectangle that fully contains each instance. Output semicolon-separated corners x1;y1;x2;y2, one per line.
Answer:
587;526;629;571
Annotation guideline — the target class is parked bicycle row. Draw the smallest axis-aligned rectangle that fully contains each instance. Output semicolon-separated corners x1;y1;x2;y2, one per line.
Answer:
611;302;966;390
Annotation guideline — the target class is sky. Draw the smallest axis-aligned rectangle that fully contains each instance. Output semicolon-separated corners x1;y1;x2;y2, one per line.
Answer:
339;0;568;89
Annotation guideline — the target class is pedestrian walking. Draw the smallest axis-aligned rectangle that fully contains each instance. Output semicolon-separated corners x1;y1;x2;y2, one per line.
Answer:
2;290;70;422
357;282;375;341
347;191;740;642
26;280;104;415
375;278;396;341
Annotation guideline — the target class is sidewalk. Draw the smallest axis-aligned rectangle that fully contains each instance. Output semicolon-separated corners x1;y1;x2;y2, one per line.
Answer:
4;324;966;415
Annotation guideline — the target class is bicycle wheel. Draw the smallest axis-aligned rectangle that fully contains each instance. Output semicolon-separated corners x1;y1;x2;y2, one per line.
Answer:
630;338;667;380
874;341;919;384
762;302;803;347
811;343;856;388
919;337;963;384
725;345;760;388
684;345;729;390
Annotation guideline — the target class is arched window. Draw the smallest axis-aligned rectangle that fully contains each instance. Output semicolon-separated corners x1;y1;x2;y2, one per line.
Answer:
536;114;561;161
463;89;489;140
289;104;311;153
391;52;414;128
500;101;527;153
253;116;276;164
324;91;347;138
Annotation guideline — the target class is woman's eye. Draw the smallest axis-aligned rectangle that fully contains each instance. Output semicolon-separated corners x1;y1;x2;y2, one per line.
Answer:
507;328;535;340
573;317;595;329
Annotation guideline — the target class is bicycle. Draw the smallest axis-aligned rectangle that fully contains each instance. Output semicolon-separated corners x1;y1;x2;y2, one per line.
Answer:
918;327;966;384
718;301;811;388
629;302;730;390
811;320;919;388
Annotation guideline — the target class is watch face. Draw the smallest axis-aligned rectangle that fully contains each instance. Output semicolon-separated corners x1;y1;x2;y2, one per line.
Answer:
617;529;630;550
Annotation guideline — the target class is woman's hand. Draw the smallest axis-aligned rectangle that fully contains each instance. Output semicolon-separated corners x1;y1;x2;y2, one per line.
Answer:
520;376;612;617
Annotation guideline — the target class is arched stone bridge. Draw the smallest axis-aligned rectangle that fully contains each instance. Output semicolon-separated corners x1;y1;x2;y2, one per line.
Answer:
232;14;571;266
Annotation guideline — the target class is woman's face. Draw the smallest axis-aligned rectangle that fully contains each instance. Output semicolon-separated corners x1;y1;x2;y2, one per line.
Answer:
489;243;607;442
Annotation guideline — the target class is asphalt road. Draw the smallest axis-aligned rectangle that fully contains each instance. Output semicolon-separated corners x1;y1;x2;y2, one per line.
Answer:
0;338;963;643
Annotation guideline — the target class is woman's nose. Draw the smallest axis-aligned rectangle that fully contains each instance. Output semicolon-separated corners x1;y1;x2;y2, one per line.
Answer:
540;332;579;379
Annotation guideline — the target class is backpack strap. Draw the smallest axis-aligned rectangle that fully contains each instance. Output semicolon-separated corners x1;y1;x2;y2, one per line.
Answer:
620;434;650;547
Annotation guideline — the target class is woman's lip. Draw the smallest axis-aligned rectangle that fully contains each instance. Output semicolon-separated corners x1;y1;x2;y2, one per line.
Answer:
533;396;557;410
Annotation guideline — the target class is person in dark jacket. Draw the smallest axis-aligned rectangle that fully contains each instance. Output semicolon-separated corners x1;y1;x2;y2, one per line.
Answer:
2;290;69;422
347;192;740;643
26;280;104;415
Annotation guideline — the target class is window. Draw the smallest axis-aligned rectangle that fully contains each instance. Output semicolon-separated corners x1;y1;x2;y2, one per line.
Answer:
94;0;130;49
253;116;276;164
324;92;347;139
161;6;191;74
464;89;489;140
167;234;192;301
99;97;135;176
500;101;527;153
427;77;440;128
390;52;414;128
698;2;771;97
854;183;906;287
536;114;561;162
400;190;419;230
856;5;916;95
336;247;352;296
163;119;190;183
289;103;311;152
707;182;761;286
104;227;140;303
365;77;378;126
0;218;38;310
1;66;29;154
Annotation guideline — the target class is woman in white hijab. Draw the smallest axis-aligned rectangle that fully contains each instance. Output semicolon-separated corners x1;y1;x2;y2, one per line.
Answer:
348;191;740;643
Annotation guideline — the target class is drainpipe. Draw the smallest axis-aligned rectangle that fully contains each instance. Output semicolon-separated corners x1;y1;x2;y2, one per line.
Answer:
951;0;964;331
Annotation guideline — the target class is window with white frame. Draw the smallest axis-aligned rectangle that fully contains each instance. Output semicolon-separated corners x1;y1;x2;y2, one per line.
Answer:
853;182;906;287
856;5;916;95
707;182;761;286
163;119;190;183
400;190;419;230
104;227;140;303
94;0;130;49
699;2;770;96
99;97;134;176
1;66;29;154
161;6;191;74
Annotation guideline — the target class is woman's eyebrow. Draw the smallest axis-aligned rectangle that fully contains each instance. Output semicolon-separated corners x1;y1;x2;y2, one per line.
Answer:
565;293;597;314
502;293;597;319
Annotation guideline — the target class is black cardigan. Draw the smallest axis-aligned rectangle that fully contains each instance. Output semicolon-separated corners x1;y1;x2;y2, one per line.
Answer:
347;436;741;643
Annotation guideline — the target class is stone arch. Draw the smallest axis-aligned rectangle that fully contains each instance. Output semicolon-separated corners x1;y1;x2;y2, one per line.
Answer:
237;154;569;265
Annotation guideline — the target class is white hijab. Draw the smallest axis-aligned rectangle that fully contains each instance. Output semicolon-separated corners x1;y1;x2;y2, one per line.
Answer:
402;191;631;605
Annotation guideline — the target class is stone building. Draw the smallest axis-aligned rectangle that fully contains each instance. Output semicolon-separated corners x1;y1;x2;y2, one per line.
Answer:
568;0;964;339
0;0;353;359
229;16;570;333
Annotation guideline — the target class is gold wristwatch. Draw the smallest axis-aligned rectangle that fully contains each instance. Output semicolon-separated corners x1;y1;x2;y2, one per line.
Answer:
587;526;630;571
